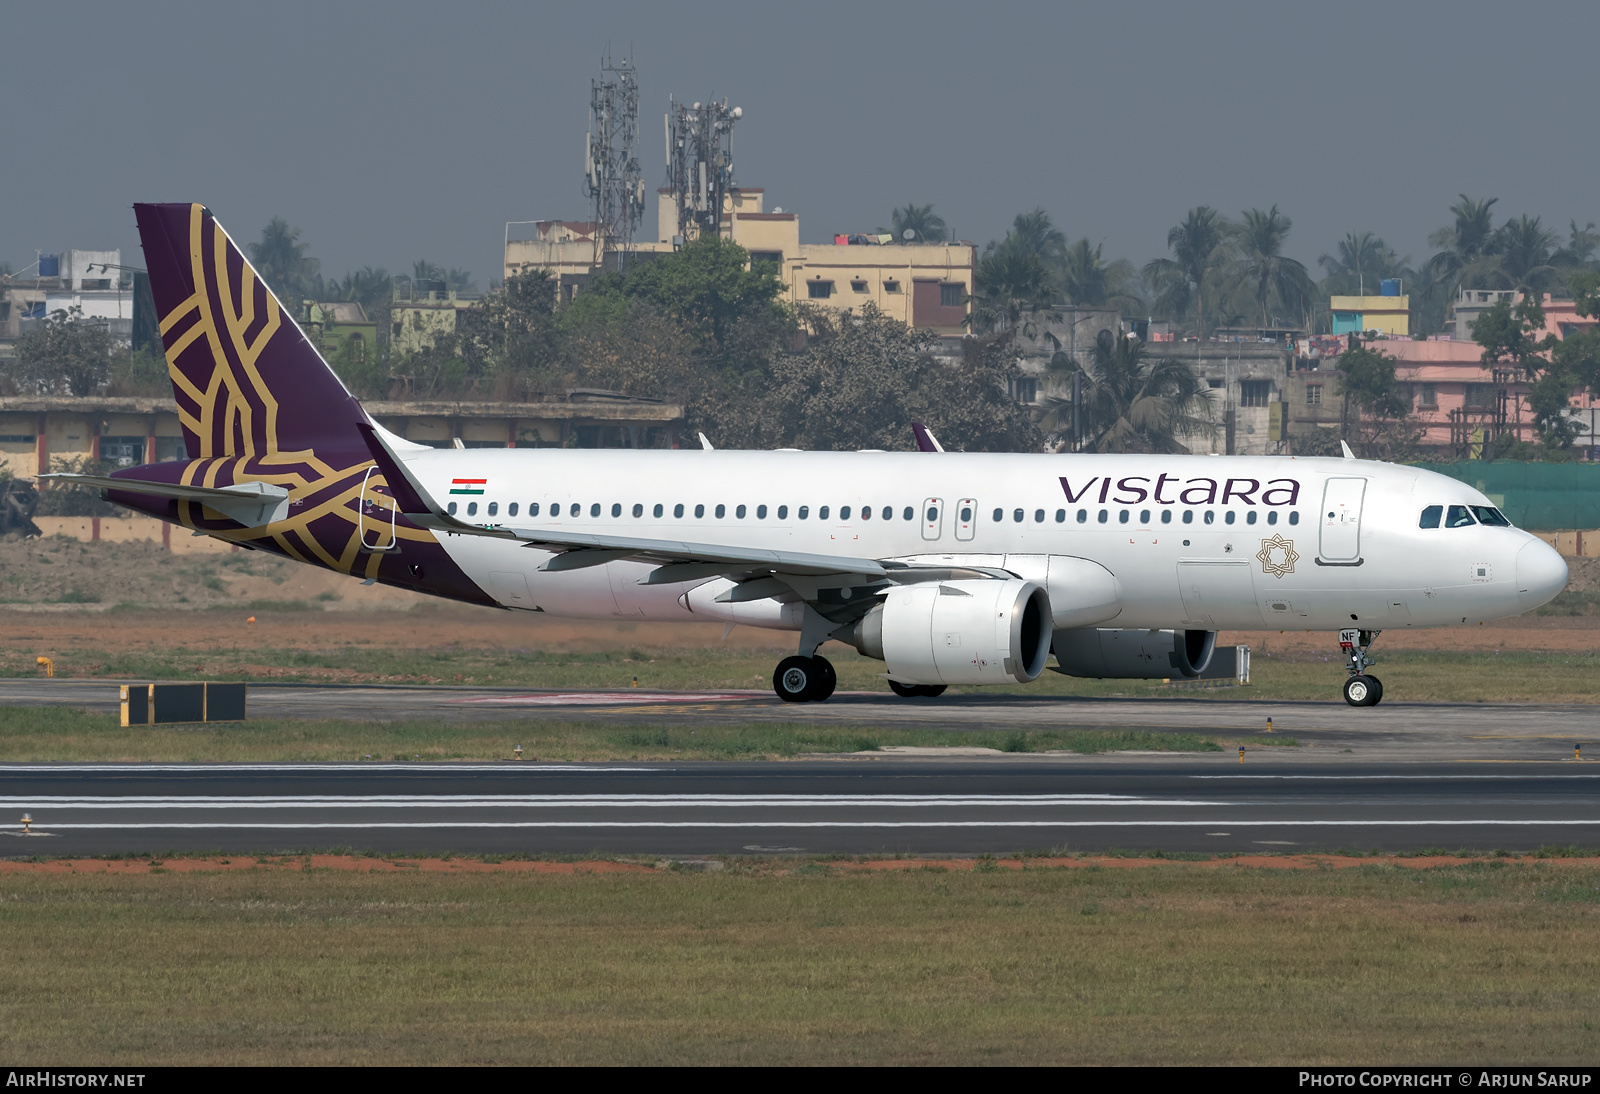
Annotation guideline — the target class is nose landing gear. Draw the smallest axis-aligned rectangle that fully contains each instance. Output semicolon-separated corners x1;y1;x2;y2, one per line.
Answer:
1339;628;1383;706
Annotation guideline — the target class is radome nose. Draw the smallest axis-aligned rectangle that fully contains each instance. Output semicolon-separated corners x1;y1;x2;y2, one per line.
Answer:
1516;538;1568;609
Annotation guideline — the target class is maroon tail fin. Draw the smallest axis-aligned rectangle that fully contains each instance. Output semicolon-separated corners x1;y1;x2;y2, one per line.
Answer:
135;203;368;461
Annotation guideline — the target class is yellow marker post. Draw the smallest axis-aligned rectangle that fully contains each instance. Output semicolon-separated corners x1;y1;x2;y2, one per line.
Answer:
632;676;638;688
1266;717;1274;733
514;744;523;761
1239;746;1245;764
35;656;53;678
21;814;31;834
1577;744;1583;763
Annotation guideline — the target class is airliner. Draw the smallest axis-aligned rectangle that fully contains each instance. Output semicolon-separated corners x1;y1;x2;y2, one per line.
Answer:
51;204;1569;707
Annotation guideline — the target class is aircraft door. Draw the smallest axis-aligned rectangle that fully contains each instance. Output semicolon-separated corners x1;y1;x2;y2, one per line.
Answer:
357;466;398;553
1319;478;1367;561
954;498;977;541
921;497;944;541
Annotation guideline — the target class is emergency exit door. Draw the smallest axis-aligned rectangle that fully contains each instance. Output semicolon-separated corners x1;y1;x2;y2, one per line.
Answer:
1319;478;1366;561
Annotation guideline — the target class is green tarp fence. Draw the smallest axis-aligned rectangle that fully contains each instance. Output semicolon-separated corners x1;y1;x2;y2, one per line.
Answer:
1412;461;1600;531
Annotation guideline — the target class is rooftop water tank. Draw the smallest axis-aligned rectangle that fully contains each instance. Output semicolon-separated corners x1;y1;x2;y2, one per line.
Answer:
37;254;60;278
1380;278;1401;297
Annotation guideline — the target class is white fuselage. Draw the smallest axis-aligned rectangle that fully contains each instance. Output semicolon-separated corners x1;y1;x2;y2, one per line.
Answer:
405;448;1567;634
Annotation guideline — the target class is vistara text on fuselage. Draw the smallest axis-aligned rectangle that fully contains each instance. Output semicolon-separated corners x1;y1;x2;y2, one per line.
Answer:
52;203;1568;708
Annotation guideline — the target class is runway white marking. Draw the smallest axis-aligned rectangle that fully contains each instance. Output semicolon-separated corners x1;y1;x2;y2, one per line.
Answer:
450;692;757;706
19;820;1600;830
0;794;1215;809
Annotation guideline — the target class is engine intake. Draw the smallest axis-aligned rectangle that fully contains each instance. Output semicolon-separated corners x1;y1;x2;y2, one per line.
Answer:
849;579;1052;686
1051;627;1217;679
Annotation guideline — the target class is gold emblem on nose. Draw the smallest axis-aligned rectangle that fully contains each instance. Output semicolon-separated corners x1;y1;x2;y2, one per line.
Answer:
1256;534;1299;579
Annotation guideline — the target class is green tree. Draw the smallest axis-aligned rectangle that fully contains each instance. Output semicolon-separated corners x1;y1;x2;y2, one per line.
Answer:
1425;194;1500;287
1318;231;1406;296
1333;345;1419;459
331;266;394;315
972;209;1069;334
6;306;119;396
1491;215;1559;293
883;203;947;243
247;217;322;301
1234;205;1315;329
1041;329;1215;453
1472;294;1548;378
1143;207;1231;338
1473;292;1585;450
1058;238;1142;311
1553;221;1600;270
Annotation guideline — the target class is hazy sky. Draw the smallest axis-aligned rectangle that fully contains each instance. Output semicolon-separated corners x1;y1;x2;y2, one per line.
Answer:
3;1;1595;290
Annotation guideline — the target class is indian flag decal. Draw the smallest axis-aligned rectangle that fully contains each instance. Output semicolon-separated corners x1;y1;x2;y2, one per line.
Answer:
449;478;487;495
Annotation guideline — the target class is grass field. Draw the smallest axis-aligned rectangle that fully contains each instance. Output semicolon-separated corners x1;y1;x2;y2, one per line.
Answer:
0;705;1234;762
1;858;1597;1064
6;641;1600;704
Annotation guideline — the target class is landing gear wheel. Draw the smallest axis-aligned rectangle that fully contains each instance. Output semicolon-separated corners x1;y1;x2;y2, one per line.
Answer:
1343;675;1379;707
1367;675;1383;705
774;656;816;703
888;680;920;698
915;685;947;698
809;656;837;702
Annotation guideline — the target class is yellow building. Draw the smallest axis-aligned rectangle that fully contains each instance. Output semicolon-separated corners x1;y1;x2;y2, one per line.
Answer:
504;187;975;334
1330;294;1410;336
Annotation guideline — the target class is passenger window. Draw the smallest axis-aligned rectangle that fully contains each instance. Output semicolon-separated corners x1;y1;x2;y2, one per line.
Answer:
487;502;499;517
736;504;746;519
993;508;1003;523
653;503;664;518
1224;511;1235;525
902;507;914;521
590;504;601;518
1140;509;1151;524
1288;512;1300;526
632;503;643;518
757;505;768;519
1034;509;1045;523
1056;509;1066;523
467;502;478;516
694;504;705;518
1161;510;1172;524
1077;509;1087;523
1446;505;1476;528
508;503;519;517
1471;505;1511;527
1097;509;1108;524
820;506;830;520
960;506;972;522
925;506;937;522
1247;511;1257;525
1203;511;1214;525
610;503;621;517
1267;511;1279;526
861;506;872;521
840;506;851;520
799;506;809;520
1182;511;1193;524
715;504;726;519
447;501;457;516
882;507;892;520
674;503;684;518
777;505;788;519
1118;510;1129;524
1013;509;1024;523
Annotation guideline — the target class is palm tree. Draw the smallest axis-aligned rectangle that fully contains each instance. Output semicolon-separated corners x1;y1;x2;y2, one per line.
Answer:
1318;231;1404;296
333;267;393;313
1143;207;1230;339
971;248;1054;334
1234;205;1314;329
1004;208;1068;268
1058;238;1143;311
1425;194;1500;288
247;217;321;300
884;203;947;243
1492;215;1558;293
1553;220;1600;269
1040;329;1216;453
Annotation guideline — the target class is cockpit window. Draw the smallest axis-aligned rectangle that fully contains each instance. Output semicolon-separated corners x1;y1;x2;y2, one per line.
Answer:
1471;505;1512;527
1445;504;1476;528
1419;505;1442;529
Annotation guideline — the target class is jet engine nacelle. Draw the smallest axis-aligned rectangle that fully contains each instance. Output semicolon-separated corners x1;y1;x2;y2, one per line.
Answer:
849;579;1053;686
1051;627;1217;679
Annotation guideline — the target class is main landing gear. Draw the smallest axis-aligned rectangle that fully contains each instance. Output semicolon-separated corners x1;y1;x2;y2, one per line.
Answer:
1340;628;1384;707
888;680;948;699
774;655;836;703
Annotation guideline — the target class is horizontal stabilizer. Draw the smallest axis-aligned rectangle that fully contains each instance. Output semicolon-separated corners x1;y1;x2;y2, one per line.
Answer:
42;474;290;527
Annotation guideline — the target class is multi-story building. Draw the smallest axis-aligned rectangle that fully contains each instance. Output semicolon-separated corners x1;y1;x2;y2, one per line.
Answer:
1;249;136;358
504;187;976;335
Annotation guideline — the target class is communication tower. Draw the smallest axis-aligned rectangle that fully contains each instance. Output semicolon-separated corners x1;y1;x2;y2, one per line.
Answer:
664;97;741;244
584;55;645;268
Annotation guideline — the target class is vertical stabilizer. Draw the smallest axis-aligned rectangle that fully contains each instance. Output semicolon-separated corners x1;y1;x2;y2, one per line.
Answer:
134;202;368;461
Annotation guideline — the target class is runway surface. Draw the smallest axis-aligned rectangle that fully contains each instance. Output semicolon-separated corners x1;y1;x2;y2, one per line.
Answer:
4;759;1599;856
